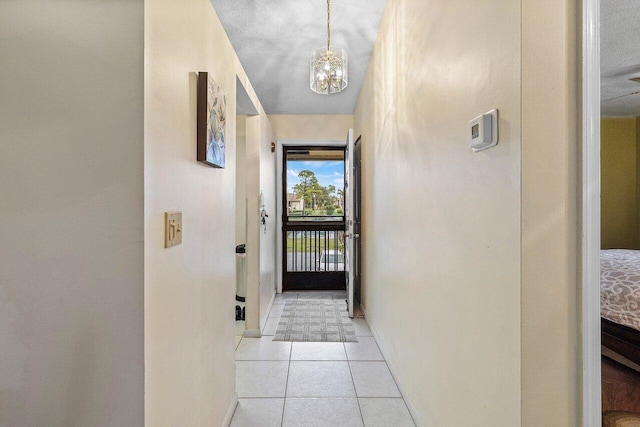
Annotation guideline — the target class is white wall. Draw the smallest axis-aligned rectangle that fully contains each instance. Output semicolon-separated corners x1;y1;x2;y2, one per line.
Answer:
236;116;247;246
354;0;521;425
245;116;261;332
244;115;277;332
355;0;580;425
258;116;277;329
0;1;144;425
144;0;276;424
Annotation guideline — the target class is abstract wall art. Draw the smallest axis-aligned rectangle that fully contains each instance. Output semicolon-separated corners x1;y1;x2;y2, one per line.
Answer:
197;72;226;168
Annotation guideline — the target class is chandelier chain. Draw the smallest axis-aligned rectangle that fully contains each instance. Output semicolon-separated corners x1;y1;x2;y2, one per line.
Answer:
326;0;331;51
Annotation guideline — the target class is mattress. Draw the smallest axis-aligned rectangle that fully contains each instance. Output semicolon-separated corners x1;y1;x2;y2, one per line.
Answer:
601;249;640;332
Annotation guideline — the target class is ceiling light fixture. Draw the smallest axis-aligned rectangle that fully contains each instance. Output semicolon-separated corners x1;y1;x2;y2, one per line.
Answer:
310;0;348;95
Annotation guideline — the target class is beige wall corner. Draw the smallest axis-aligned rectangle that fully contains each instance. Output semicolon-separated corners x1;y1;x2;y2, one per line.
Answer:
269;115;354;141
521;0;579;425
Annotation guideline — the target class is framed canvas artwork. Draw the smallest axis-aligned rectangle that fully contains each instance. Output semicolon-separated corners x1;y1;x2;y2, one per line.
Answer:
197;72;226;168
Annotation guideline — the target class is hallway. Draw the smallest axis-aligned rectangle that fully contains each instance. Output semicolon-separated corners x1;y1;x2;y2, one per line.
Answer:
231;292;416;426
0;0;582;425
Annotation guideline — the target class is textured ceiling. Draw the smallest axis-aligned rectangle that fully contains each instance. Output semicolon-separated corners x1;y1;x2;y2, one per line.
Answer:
601;0;640;116
210;0;386;114
217;1;638;116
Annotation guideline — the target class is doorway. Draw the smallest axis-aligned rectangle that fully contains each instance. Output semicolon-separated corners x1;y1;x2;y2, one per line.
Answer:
597;0;640;422
281;146;346;291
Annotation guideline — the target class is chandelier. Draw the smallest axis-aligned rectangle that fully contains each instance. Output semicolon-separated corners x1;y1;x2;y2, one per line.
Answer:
310;0;348;94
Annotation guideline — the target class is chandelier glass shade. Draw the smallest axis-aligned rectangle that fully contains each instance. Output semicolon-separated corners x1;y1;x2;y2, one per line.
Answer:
310;0;348;94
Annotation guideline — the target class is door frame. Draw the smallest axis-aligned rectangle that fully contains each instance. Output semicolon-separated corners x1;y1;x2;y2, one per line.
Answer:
281;144;347;292
581;0;601;424
353;136;362;303
275;139;346;294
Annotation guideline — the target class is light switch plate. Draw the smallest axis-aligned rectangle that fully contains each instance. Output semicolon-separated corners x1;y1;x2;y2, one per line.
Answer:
165;211;182;248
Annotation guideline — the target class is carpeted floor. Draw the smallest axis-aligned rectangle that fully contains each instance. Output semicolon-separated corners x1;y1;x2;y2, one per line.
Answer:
273;300;358;342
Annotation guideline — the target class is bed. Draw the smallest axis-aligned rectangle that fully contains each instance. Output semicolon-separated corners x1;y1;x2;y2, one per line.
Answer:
601;249;640;367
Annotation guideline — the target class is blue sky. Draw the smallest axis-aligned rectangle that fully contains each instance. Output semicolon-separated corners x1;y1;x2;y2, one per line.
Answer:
287;160;344;193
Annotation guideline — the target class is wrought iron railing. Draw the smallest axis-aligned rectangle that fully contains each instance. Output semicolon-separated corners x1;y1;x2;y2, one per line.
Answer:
286;229;345;272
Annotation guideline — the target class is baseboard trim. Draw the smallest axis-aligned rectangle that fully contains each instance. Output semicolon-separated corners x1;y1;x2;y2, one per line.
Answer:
361;305;423;427
243;329;261;338
222;393;238;427
261;291;276;333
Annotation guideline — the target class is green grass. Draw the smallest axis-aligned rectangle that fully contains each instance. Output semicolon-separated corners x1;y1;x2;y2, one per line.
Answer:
288;210;343;217
286;237;344;253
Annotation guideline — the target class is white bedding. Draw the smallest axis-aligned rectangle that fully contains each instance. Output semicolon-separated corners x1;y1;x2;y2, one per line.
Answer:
601;249;640;331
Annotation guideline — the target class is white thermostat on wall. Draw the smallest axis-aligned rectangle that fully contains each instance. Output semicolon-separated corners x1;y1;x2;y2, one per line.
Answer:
469;109;498;152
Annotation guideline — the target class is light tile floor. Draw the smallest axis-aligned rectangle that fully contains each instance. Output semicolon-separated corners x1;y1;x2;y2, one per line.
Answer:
235;300;246;350
231;291;416;427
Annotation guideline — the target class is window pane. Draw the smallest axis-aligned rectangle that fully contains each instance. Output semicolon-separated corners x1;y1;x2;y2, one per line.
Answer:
286;150;344;222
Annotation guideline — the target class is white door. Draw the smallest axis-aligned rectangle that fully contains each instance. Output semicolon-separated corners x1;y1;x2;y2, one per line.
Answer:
344;129;355;318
